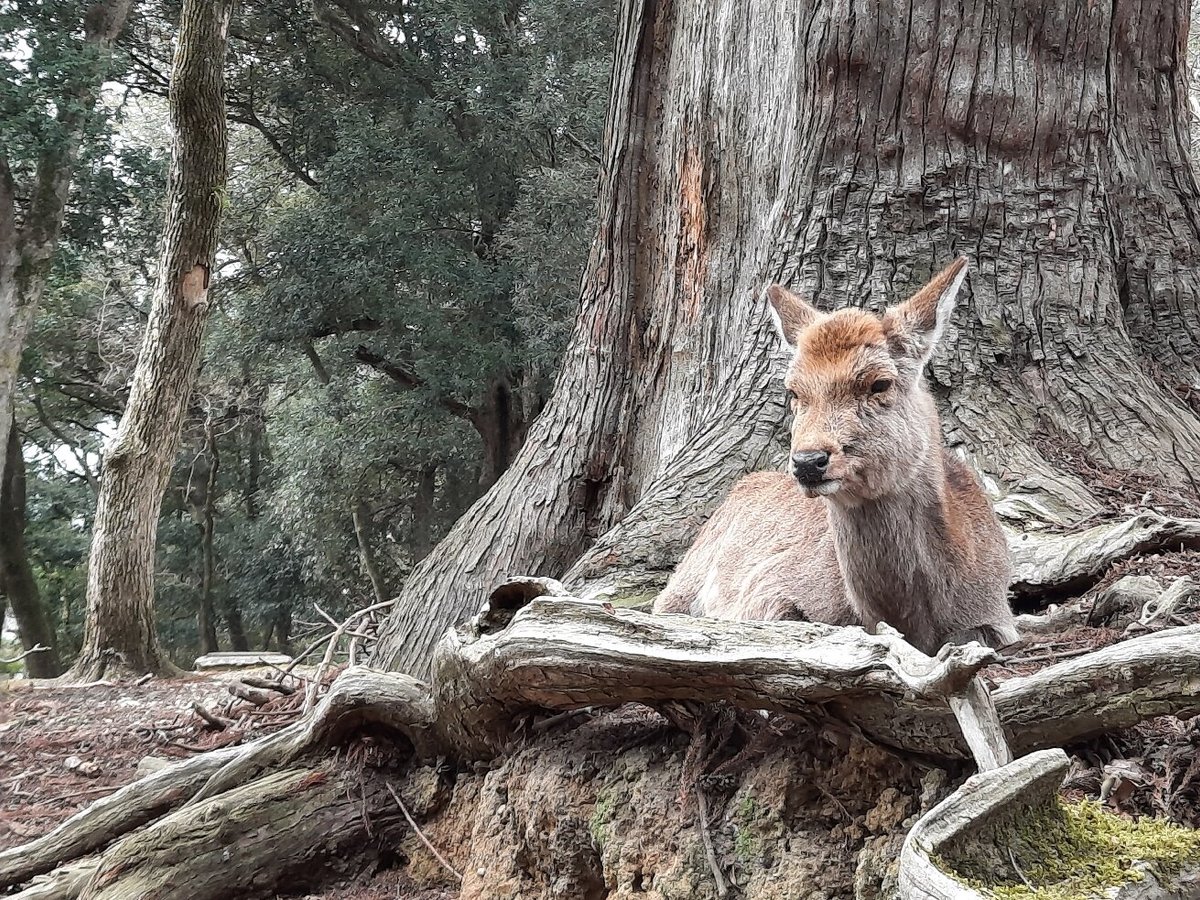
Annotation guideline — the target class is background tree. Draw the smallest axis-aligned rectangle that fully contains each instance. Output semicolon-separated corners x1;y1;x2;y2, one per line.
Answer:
0;421;64;676
372;0;1200;675
0;0;134;492
72;0;233;679
6;0;615;674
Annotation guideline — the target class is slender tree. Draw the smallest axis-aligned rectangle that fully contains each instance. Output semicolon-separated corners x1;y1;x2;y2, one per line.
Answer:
0;0;134;493
373;0;1200;675
72;0;232;679
0;418;64;677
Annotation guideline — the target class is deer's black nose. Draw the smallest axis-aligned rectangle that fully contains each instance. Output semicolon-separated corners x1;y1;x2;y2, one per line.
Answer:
791;450;831;485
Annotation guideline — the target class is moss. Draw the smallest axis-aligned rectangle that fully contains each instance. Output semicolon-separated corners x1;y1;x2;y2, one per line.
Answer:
590;786;618;849
608;592;658;610
734;793;761;862
940;800;1200;900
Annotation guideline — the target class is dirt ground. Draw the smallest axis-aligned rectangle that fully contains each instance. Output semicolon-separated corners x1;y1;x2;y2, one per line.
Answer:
0;675;452;900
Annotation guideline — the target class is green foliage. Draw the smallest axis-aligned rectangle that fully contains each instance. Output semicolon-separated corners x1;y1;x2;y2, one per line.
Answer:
12;0;615;666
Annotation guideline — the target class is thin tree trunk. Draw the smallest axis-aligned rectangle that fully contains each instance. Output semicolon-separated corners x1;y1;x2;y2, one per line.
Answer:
273;603;292;655
411;463;438;562
0;1;134;493
191;421;218;655
72;0;232;680
352;501;389;606
244;380;266;521
0;418;63;677
198;417;248;651
373;0;1200;676
471;380;528;489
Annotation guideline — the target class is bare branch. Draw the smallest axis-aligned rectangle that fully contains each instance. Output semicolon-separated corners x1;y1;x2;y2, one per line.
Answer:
302;341;331;385
386;782;463;884
352;344;474;419
228;104;321;189
0;644;51;666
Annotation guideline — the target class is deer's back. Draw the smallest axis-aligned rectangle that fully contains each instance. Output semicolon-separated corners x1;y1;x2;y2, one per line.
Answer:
653;472;855;625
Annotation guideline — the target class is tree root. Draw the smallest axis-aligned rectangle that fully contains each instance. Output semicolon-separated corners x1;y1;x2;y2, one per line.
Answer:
13;767;401;900
0;669;432;891
1007;512;1200;600
898;749;1070;898
6;585;1200;897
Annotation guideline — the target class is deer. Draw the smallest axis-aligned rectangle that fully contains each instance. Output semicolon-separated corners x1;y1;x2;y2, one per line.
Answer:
653;256;1018;655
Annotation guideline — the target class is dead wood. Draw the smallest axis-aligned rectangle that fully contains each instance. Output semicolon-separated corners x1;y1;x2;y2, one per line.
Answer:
898;749;1070;899
226;681;273;706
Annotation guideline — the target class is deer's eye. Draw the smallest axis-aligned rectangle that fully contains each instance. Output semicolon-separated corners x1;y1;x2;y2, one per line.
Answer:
869;378;893;395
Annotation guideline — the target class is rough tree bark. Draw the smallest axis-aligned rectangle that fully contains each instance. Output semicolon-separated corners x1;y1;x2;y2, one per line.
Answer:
373;0;1200;676
0;418;64;677
71;0;232;679
0;0;134;493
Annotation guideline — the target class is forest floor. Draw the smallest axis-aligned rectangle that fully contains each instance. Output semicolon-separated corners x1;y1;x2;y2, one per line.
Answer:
0;673;452;900
2;551;1200;898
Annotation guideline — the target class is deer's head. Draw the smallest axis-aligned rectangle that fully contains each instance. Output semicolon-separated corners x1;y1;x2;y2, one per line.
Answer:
766;256;969;503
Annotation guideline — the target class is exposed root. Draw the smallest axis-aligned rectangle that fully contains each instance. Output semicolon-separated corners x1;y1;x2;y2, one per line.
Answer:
6;579;1200;898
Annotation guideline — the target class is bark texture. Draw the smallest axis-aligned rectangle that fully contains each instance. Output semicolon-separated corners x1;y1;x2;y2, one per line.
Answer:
72;0;232;679
0;419;63;677
0;0;134;493
374;0;1200;676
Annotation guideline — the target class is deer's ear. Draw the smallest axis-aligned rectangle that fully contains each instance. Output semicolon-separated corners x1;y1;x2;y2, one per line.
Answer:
883;255;969;364
765;284;822;349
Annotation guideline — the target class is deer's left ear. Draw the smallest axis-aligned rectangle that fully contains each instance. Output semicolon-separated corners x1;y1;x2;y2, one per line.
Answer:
883;255;969;365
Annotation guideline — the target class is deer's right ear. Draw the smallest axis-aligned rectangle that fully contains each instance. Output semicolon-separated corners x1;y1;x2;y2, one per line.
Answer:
765;284;822;349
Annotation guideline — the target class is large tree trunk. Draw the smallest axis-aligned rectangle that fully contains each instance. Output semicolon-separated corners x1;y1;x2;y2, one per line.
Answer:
0;418;63;677
72;0;232;680
0;1;134;494
373;0;1200;676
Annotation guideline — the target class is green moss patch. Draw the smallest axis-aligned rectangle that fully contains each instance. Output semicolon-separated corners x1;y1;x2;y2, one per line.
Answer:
941;800;1200;900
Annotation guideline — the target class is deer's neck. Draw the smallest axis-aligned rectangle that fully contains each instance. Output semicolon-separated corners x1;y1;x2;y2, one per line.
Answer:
825;440;954;635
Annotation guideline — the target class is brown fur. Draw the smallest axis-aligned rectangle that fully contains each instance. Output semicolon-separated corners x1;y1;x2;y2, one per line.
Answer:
654;257;1017;655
